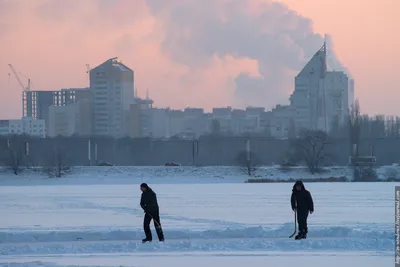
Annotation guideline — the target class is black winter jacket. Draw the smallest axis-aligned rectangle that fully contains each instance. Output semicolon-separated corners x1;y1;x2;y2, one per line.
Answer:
291;180;314;213
140;187;159;213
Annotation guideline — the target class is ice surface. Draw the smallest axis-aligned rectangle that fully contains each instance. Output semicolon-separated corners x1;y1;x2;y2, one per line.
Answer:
0;252;393;267
0;169;396;266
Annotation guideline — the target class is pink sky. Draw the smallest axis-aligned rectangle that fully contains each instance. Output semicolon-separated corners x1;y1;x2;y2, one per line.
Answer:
0;0;399;119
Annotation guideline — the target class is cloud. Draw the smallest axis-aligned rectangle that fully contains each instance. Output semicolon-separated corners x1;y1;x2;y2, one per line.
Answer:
145;0;344;108
325;34;352;77
0;0;348;118
34;0;149;30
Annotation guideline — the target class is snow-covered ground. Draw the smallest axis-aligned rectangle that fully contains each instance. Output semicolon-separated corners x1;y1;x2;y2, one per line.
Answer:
0;164;399;186
0;170;396;266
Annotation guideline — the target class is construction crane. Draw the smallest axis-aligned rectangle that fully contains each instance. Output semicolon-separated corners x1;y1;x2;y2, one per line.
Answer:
8;64;30;91
18;72;35;89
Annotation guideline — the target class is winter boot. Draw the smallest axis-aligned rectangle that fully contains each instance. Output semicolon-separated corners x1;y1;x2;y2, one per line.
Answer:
142;238;152;243
295;232;306;240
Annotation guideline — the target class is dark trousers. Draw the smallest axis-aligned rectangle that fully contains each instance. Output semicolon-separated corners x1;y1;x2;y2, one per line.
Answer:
143;211;164;241
297;210;308;234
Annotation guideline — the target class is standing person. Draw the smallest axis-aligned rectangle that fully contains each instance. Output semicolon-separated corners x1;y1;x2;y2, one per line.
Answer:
291;180;314;240
140;183;165;243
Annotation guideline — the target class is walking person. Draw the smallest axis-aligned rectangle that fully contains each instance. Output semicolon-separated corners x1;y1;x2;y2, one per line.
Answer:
140;183;165;243
291;180;314;240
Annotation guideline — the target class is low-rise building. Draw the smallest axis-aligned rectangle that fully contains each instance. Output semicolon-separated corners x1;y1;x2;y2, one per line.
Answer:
244;107;265;133
212;107;232;133
47;100;91;137
270;105;294;139
168;110;185;137
0;117;46;137
127;97;154;138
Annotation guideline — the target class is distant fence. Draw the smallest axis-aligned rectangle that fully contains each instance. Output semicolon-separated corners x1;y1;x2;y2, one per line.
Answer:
0;135;399;167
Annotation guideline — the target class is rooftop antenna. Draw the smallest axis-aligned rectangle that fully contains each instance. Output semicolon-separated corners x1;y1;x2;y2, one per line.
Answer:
146;89;149;99
322;34;328;72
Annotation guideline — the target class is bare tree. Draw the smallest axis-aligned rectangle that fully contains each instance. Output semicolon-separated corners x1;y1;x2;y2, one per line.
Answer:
347;100;379;180
235;150;259;176
54;146;64;177
291;130;330;174
348;99;361;157
6;135;28;175
387;116;400;138
48;139;70;178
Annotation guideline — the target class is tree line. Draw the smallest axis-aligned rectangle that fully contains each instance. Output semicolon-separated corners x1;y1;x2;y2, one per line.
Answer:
237;100;400;178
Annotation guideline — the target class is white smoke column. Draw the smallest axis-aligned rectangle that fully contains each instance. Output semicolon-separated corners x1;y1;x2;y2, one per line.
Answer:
325;34;352;77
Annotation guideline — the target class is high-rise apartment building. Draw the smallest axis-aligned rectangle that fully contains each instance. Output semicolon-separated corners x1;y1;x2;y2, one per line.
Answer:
289;44;327;132
22;88;90;135
90;57;135;137
289;42;353;134
23;91;55;122
322;71;351;128
54;88;90;106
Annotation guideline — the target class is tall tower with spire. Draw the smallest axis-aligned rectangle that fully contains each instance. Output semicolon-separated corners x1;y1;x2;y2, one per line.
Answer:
289;39;352;134
289;42;327;131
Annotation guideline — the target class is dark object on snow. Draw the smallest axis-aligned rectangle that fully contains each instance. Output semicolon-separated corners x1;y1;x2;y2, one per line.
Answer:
140;184;164;242
97;161;114;166
165;162;180;166
290;180;314;239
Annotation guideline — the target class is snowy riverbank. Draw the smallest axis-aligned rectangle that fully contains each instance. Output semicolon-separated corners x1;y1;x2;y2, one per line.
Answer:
0;165;400;186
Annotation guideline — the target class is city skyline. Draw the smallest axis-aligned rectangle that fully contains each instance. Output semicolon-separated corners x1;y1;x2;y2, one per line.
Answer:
24;42;351;139
0;0;399;119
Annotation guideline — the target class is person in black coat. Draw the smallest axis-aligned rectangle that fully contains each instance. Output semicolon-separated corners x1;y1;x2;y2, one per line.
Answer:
140;183;164;243
291;180;314;239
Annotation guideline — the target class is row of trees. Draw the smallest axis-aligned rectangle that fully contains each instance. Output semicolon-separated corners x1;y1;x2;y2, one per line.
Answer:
331;100;400;139
239;100;391;177
0;135;69;177
286;100;389;175
233;129;330;176
285;100;381;177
